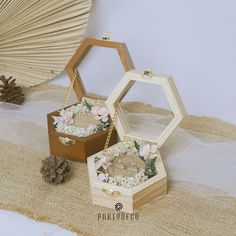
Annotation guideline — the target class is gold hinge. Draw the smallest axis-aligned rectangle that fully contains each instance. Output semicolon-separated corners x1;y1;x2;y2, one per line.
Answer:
101;33;112;41
142;70;153;78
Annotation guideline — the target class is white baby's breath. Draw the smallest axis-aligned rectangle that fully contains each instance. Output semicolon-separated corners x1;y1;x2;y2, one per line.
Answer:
53;101;109;138
95;141;155;188
107;170;148;188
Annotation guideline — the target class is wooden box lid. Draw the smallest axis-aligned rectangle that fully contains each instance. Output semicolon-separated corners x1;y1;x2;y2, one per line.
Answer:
105;70;187;148
65;37;134;100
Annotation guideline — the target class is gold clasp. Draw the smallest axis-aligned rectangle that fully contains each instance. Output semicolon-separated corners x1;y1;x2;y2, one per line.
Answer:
59;137;76;146
102;188;121;198
143;70;153;78
101;33;112;41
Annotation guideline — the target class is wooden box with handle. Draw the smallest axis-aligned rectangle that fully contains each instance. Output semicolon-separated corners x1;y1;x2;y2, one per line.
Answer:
87;70;186;212
47;38;134;162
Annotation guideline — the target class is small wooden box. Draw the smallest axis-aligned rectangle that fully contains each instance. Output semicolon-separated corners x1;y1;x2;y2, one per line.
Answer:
47;102;118;162
47;38;134;162
87;70;186;212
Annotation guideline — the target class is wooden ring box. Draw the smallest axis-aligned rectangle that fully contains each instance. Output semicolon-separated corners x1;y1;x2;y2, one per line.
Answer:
47;38;134;162
87;70;187;213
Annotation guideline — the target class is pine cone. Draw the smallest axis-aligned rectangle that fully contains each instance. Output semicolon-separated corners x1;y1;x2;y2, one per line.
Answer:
0;75;25;105
40;156;70;184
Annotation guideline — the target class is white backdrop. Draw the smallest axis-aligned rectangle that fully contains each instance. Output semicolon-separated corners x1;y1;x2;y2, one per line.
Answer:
52;0;236;125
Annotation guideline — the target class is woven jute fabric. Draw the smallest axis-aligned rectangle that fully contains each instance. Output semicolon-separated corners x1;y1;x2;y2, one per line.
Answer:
0;138;235;236
122;102;236;141
0;84;236;235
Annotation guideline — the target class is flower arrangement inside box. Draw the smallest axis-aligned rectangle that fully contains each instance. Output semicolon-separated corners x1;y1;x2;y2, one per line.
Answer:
94;140;161;187
52;98;110;138
87;70;186;213
47;38;134;162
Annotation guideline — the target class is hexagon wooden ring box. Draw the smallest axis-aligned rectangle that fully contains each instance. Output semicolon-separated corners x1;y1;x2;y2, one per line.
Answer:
87;70;186;213
47;38;134;162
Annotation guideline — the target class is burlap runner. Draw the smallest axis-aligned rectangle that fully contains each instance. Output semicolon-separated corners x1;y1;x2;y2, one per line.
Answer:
0;84;235;235
0;138;235;236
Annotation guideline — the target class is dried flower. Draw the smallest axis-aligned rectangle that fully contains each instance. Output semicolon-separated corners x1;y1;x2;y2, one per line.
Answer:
59;110;74;125
52;102;110;138
91;106;109;123
95;141;158;188
95;155;111;171
139;144;157;160
97;173;108;182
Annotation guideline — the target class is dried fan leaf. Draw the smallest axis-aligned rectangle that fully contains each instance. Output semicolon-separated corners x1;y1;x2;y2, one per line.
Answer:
0;0;92;87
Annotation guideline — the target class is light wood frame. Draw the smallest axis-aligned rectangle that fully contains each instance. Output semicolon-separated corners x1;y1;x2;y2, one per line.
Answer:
87;146;167;213
87;70;186;212
105;70;187;148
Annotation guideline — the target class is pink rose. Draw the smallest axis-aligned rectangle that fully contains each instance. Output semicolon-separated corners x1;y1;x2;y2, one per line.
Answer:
91;106;109;123
139;144;157;159
98;107;109;122
95;159;103;171
97;173;108;182
59;110;74;125
91;107;100;118
52;116;60;125
95;155;111;171
95;156;106;170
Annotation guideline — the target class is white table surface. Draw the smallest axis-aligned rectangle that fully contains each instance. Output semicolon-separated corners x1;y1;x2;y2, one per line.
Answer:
0;210;75;236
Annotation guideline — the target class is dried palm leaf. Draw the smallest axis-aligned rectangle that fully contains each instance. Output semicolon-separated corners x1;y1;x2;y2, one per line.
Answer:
0;0;92;87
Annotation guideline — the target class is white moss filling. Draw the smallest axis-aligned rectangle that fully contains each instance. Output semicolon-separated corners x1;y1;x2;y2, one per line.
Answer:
53;102;109;138
106;170;148;188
